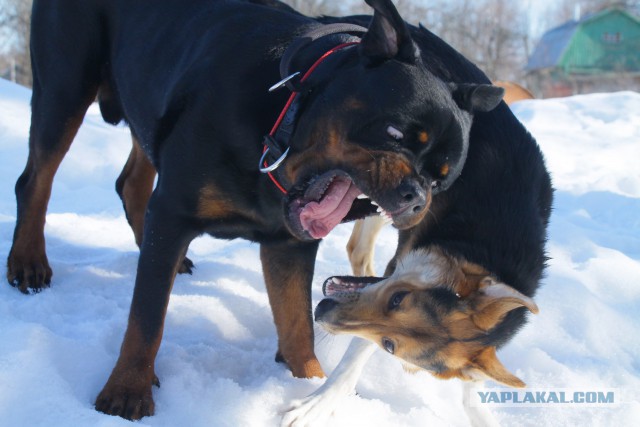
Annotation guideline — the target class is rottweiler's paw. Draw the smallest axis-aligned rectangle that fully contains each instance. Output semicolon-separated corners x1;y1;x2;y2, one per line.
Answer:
95;378;156;420
290;358;325;379
276;350;326;379
6;250;52;294
178;256;194;275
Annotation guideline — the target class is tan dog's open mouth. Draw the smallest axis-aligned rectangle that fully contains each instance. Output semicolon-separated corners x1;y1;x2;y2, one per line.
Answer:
322;275;381;296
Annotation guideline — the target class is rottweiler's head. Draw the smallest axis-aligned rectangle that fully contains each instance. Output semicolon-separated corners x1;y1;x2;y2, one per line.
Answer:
282;0;503;241
315;248;539;387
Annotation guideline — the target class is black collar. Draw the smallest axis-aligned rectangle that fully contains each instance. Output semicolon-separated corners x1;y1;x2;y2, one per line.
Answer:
260;24;367;194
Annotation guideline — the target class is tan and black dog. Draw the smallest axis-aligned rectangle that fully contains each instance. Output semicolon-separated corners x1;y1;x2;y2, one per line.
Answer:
6;0;504;420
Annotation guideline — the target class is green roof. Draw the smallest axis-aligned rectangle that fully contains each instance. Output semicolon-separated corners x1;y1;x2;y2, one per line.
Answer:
526;8;640;74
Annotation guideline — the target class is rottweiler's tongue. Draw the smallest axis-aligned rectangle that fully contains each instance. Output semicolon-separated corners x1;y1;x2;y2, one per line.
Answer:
300;176;361;239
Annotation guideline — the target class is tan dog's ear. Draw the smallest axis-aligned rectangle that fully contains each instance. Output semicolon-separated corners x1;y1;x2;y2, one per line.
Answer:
455;261;489;298
466;346;526;388
470;277;538;331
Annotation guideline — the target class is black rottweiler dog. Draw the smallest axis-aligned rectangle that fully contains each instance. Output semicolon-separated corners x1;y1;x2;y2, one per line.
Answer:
6;0;504;419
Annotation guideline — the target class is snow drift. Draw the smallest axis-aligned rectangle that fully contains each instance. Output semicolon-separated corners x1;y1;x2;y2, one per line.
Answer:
1;78;639;426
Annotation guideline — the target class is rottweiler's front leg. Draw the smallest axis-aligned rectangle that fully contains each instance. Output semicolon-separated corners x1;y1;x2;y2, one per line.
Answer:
95;195;197;420
260;239;324;378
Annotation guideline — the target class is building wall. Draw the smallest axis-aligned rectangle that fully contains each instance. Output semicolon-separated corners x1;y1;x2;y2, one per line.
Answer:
526;10;640;98
560;11;640;73
526;69;640;98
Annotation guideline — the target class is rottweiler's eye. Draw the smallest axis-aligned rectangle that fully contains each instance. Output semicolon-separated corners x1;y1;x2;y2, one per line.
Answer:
388;291;409;310
382;337;395;354
386;125;404;141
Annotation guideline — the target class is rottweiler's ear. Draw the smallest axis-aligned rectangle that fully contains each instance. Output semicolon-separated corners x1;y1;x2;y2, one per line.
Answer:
450;83;505;113
470;277;539;332
361;0;417;63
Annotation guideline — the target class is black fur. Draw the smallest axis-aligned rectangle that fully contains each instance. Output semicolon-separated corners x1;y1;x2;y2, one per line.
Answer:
322;15;553;349
8;0;509;420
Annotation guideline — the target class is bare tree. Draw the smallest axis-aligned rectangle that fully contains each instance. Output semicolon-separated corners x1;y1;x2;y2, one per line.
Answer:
410;0;530;82
550;0;640;25
301;0;531;82
0;0;32;87
0;0;539;87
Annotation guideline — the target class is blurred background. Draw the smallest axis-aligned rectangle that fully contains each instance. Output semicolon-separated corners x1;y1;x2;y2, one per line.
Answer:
1;0;639;98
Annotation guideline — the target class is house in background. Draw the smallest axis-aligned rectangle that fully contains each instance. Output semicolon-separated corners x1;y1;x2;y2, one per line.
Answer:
525;7;640;98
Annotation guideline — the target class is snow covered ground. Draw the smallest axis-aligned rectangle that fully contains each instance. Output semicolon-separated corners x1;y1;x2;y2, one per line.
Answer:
0;78;638;426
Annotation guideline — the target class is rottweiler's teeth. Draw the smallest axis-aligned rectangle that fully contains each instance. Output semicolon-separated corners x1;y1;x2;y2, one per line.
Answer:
376;206;391;220
356;194;369;199
371;201;379;207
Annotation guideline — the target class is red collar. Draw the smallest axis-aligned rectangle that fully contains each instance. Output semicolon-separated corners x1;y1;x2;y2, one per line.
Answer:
261;42;360;194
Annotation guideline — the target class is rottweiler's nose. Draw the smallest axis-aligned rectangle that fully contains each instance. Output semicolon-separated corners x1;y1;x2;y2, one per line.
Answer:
314;298;339;321
397;179;428;214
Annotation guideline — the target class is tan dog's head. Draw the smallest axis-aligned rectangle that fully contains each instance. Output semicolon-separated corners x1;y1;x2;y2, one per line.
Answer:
315;248;538;387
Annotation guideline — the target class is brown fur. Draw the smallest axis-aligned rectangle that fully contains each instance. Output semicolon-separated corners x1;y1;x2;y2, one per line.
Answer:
116;138;156;246
418;130;429;144
197;184;240;220
285;127;416;192
7;108;90;293
283;120;429;229
317;248;537;387
95;316;162;419
260;241;325;378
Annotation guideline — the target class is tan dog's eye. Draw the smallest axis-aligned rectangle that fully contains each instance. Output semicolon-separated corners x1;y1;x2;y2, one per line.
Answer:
382;337;395;354
388;291;409;310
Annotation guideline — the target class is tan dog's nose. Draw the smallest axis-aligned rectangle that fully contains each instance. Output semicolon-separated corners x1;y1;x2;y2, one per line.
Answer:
314;298;339;321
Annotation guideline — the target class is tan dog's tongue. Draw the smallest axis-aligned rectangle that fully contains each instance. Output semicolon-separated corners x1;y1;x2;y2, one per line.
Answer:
300;176;361;239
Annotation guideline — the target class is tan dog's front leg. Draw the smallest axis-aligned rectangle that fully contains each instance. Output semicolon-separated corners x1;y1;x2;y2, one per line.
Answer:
463;381;499;427
281;338;377;427
346;216;387;276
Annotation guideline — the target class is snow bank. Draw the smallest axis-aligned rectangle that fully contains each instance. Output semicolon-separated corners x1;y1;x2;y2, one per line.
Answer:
1;78;638;426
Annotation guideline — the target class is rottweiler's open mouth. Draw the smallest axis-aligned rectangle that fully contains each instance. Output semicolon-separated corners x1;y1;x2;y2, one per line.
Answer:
286;170;378;240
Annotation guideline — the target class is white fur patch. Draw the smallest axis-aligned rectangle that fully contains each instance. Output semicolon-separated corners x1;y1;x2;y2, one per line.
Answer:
480;280;539;313
391;249;449;287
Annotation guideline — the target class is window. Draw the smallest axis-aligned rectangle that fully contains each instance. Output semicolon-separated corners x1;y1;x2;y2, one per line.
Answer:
602;32;622;44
